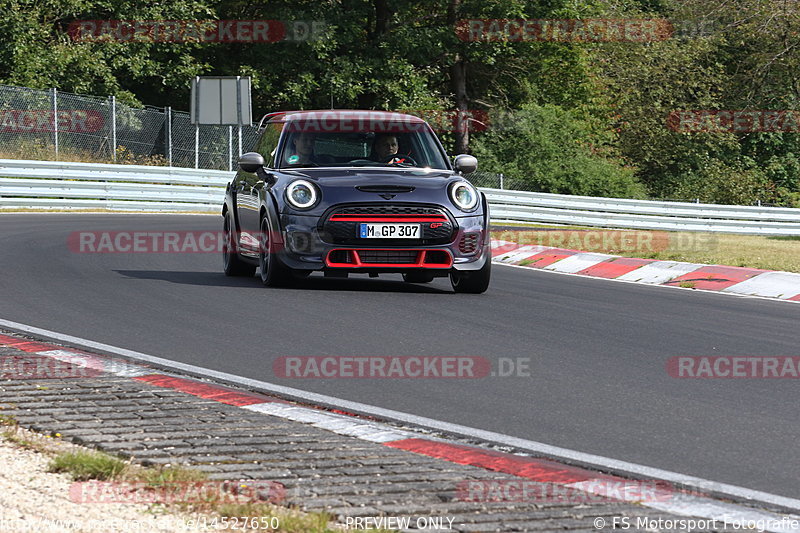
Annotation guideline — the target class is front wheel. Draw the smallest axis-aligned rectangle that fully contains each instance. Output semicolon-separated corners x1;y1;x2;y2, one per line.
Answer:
259;217;290;287
450;258;491;294
223;212;256;277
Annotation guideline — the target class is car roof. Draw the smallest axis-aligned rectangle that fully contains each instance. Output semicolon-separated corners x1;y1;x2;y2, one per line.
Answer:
261;110;428;125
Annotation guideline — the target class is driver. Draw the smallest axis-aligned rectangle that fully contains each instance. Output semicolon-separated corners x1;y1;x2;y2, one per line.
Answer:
372;134;400;161
288;132;317;165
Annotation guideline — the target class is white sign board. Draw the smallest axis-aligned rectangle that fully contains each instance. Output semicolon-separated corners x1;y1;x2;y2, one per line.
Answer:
191;76;251;125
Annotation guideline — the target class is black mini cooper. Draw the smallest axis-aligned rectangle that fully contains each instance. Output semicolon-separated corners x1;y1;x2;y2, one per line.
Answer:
222;110;491;293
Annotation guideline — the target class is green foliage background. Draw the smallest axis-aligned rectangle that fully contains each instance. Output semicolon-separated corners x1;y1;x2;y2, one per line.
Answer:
1;0;799;205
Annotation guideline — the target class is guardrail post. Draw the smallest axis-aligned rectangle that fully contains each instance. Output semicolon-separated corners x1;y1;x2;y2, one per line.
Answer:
51;88;59;159
236;75;243;157
228;126;233;171
166;107;172;167
499;173;504;190
111;95;117;163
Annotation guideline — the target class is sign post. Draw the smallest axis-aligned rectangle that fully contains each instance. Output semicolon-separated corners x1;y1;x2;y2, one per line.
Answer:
190;76;252;169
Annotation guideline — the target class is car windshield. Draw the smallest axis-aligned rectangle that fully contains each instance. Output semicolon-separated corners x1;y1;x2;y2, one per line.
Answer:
277;125;449;170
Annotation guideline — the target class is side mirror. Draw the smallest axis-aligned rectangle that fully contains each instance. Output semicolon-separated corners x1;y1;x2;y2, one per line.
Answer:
238;152;266;173
454;154;478;174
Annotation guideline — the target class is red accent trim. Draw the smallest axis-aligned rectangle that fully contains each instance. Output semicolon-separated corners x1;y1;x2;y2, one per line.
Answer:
520;248;579;268
134;374;287;406
329;214;446;222
789;294;800;301
325;248;453;268
385;438;620;483
577;257;656;278
329;409;379;420
0;334;61;353
491;242;523;256
666;265;768;290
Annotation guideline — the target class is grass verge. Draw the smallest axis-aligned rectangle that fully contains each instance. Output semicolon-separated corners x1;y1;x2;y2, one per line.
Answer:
48;450;129;481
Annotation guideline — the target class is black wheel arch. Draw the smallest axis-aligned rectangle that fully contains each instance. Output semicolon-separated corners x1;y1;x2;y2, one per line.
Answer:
259;190;284;245
222;184;241;233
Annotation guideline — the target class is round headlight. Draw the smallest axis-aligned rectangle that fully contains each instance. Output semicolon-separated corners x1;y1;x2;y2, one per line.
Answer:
450;182;479;211
286;180;318;209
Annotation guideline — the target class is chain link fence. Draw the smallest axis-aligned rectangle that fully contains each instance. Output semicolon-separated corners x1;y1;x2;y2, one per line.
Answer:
0;84;259;170
0;84;543;187
466;170;531;191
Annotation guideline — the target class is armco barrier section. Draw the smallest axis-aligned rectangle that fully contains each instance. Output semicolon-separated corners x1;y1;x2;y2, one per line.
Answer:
1;159;799;235
485;189;800;235
0;159;230;213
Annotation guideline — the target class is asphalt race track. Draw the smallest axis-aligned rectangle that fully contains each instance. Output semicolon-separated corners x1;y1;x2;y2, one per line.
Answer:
1;213;799;499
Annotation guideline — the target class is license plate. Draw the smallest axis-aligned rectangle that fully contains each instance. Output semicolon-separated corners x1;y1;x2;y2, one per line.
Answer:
359;223;420;239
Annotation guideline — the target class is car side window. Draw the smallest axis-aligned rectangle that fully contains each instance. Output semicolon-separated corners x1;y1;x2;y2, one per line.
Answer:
255;123;282;168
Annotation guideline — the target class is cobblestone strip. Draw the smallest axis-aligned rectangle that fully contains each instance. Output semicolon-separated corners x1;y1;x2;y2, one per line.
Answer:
0;341;781;532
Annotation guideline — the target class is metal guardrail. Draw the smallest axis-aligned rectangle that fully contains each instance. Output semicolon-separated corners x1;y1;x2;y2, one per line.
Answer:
1;160;799;235
485;188;800;235
0;159;230;213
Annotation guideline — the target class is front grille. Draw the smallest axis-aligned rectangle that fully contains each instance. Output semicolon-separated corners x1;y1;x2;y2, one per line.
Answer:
332;205;444;216
327;250;353;264
325;248;453;268
359;250;418;263
321;204;455;244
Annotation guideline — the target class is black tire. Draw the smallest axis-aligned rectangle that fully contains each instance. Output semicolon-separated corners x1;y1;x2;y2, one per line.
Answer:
450;258;491;294
259;216;291;287
403;271;435;284
223;212;256;277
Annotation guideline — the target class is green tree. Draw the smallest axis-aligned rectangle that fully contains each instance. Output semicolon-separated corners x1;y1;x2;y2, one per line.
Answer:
472;103;646;197
0;0;216;105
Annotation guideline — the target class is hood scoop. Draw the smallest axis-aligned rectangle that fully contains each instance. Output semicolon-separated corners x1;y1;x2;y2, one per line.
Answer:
356;185;415;194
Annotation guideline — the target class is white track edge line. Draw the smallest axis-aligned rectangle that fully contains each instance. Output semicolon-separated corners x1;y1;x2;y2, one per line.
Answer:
1;317;799;516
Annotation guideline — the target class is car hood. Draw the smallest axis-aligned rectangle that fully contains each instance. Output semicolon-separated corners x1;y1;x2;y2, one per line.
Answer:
279;167;455;184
